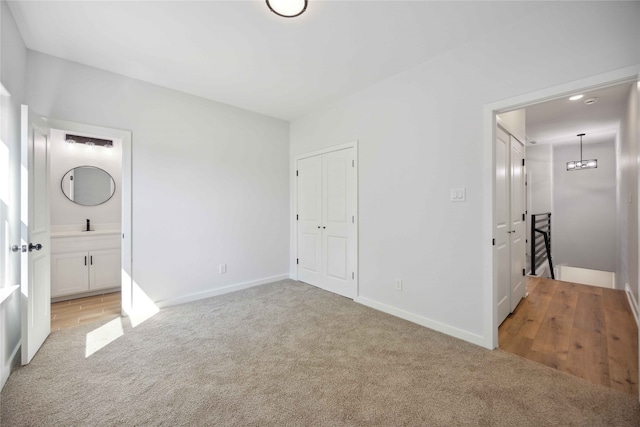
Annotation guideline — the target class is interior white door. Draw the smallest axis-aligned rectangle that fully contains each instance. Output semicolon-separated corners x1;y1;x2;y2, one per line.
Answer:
495;127;510;325
321;148;356;299
509;136;526;311
296;146;357;299
297;155;323;286
20;105;51;365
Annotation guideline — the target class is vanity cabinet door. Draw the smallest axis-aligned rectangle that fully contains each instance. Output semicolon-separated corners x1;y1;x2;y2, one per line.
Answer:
51;251;90;297
89;249;121;291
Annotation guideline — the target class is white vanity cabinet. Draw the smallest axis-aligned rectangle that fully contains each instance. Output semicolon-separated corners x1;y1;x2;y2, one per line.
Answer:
51;231;121;299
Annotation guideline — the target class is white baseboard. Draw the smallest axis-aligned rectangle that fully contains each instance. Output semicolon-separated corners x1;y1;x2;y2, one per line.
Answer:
625;283;639;328
155;274;290;309
354;296;485;348
1;342;21;391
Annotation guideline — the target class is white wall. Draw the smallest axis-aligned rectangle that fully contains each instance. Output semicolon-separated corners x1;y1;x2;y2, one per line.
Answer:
553;140;617;273
0;0;27;389
617;83;639;306
49;128;122;228
525;144;553;274
290;1;639;345
527;144;553;216
26;51;290;306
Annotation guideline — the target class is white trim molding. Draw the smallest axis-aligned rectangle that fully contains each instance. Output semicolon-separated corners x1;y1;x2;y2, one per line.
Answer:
355;296;485;347
155;274;290;308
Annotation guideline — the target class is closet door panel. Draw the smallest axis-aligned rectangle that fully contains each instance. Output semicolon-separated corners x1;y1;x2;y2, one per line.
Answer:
322;148;355;298
297;155;323;287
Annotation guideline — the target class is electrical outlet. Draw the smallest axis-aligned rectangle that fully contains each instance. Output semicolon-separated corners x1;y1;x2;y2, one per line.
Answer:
395;279;402;291
219;264;227;274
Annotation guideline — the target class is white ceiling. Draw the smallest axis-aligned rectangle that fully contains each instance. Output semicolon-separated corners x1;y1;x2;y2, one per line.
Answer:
525;82;633;147
7;1;543;121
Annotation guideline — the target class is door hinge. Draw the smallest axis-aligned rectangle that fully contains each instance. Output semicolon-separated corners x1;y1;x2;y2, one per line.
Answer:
296;258;299;265
352;272;355;279
522;268;525;276
352;215;354;223
492;238;495;246
296;170;298;177
352;160;354;167
522;213;525;221
522;159;525;166
296;214;299;221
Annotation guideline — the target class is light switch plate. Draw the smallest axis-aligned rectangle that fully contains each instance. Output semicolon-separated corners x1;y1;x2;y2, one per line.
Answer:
450;188;466;202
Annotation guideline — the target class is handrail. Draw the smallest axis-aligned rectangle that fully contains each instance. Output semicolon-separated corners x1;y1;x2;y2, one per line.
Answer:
531;213;554;279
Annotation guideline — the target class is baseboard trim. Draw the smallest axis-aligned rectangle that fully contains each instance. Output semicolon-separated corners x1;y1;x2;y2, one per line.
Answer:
1;342;21;391
625;283;639;328
354;296;485;348
155;274;290;309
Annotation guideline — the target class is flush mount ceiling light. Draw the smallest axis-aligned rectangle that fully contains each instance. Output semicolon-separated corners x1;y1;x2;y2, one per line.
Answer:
266;0;307;18
569;94;584;101
566;133;597;171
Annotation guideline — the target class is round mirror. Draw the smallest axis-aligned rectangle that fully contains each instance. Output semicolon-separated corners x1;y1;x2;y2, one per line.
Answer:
61;166;116;206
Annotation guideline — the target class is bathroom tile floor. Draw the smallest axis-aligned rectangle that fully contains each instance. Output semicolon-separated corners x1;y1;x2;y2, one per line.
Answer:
51;292;121;332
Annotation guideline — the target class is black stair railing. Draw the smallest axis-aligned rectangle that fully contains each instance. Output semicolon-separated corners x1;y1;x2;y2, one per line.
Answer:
531;213;555;279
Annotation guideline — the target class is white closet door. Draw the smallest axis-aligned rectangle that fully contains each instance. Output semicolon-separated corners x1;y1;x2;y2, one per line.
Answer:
322;148;356;298
297;155;323;286
495;127;510;325
509;136;526;311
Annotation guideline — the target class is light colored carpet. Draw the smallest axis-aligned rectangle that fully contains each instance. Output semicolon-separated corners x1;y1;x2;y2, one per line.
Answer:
1;279;639;426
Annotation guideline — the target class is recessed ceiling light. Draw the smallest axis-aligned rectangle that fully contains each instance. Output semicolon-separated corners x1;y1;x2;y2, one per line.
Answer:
569;94;584;101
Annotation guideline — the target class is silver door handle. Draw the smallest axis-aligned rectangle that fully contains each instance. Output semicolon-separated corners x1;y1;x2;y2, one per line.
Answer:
11;245;26;253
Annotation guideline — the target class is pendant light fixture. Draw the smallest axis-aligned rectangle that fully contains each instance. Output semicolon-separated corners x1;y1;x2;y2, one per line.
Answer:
266;0;307;18
566;133;597;171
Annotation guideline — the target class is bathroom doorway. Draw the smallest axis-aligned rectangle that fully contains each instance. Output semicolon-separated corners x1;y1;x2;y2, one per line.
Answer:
44;119;132;330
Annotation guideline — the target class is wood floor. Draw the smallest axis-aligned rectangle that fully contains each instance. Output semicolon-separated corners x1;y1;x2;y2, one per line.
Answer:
499;277;638;396
51;292;121;332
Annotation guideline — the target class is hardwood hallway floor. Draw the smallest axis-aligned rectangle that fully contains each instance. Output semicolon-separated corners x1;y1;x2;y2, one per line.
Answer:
499;277;638;396
51;292;121;332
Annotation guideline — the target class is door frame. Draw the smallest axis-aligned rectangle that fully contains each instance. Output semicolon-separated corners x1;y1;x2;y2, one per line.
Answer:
294;140;359;296
482;65;640;350
42;118;133;316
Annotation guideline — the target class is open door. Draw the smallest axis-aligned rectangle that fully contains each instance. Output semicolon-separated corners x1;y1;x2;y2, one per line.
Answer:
20;105;51;365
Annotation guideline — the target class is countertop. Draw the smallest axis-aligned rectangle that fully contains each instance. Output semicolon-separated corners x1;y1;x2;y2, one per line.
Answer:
51;230;121;238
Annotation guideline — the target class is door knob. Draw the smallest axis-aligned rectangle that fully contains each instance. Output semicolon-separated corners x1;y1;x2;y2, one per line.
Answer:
28;243;43;252
11;245;26;253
